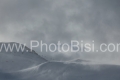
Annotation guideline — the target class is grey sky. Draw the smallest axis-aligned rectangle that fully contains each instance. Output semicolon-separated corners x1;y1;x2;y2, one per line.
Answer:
0;0;120;63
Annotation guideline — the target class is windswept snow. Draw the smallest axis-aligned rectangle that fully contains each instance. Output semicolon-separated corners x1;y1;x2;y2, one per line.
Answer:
0;42;47;72
0;42;120;80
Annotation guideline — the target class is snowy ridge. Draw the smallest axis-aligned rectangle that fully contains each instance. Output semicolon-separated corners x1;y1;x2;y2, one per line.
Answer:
0;42;120;80
0;42;47;72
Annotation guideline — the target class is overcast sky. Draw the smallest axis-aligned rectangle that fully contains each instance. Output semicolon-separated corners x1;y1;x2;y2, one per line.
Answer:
0;0;120;64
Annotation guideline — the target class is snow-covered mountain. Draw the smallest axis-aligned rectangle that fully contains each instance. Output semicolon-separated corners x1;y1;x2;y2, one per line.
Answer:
0;42;120;80
1;61;120;80
0;42;47;72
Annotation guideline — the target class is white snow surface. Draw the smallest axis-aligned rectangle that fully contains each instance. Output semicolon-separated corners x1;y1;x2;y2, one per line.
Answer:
0;42;120;80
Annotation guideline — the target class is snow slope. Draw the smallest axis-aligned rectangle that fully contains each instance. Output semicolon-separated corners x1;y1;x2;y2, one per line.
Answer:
1;62;120;80
0;42;120;80
0;42;47;72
